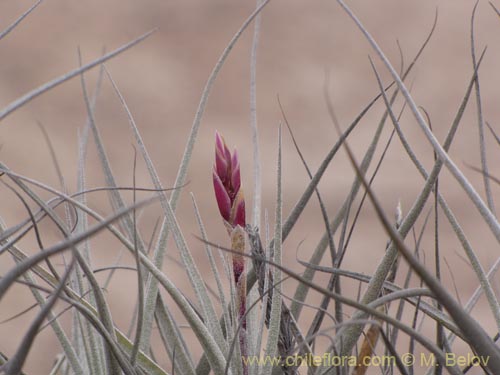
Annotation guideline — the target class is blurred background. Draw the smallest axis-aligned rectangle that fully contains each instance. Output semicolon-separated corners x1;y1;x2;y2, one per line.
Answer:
1;0;500;373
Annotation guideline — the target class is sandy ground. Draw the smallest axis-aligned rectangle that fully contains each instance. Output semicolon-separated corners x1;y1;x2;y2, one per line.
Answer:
1;1;500;374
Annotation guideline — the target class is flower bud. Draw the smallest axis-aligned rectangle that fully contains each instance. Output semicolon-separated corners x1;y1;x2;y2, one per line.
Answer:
213;131;246;229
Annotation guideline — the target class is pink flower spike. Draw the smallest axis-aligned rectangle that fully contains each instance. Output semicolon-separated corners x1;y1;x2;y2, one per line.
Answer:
213;131;246;229
214;132;247;373
213;169;231;222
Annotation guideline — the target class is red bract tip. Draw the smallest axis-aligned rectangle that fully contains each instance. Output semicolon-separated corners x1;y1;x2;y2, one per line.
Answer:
213;131;246;229
213;169;231;222
231;150;241;193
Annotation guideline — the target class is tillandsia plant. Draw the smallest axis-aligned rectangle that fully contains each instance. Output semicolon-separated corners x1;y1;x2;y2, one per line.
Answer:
212;130;248;372
7;2;500;374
